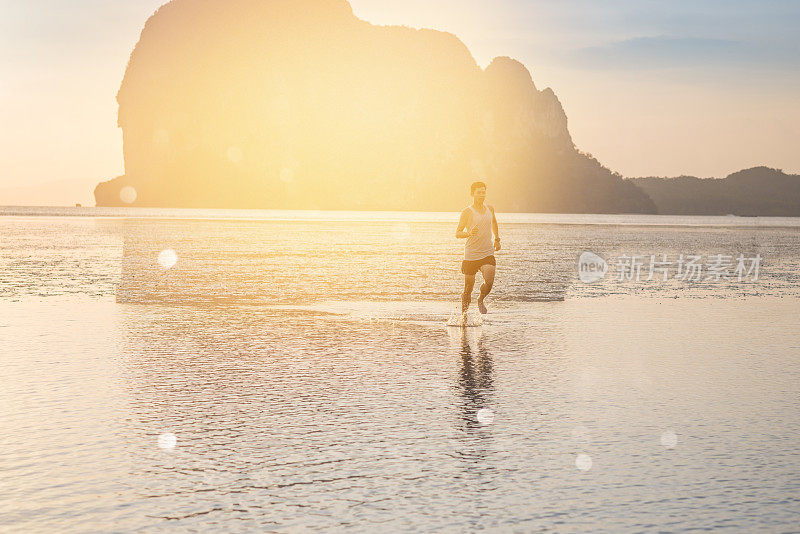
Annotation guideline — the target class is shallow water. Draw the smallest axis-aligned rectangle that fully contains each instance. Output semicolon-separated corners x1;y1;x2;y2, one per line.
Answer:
2;209;799;531
3;209;800;304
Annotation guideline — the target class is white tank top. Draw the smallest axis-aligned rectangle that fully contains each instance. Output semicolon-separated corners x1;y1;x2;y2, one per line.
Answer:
464;205;494;260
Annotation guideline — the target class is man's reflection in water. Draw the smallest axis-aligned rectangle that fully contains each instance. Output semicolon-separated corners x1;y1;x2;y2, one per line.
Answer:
458;328;494;423
450;326;496;465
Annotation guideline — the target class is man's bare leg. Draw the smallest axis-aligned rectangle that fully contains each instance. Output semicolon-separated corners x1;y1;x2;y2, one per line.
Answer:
477;264;495;314
462;274;476;314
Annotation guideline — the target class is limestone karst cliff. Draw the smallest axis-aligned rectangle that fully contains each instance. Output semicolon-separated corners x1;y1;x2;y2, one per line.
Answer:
94;0;656;213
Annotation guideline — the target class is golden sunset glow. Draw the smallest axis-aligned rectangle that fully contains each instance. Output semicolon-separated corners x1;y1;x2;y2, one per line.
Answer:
3;3;800;532
1;0;798;206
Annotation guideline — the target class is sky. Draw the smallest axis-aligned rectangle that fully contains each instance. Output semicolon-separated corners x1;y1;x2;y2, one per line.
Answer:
1;0;798;206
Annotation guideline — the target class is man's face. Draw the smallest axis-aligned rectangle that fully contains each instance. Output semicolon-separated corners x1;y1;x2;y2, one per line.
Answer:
472;186;486;202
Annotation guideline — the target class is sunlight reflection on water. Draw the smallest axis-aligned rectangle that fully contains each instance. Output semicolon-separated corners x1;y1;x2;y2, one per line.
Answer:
1;212;799;531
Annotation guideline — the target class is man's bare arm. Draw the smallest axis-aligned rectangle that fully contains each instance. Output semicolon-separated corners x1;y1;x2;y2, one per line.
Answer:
455;209;475;238
489;206;501;250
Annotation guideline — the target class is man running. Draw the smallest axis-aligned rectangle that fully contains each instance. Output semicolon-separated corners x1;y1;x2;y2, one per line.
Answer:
455;182;500;315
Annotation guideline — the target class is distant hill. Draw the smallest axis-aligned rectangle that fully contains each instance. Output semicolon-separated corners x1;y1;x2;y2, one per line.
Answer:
629;167;800;216
94;0;655;213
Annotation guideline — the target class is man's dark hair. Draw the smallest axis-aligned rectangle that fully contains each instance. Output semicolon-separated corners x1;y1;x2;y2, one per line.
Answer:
470;181;487;194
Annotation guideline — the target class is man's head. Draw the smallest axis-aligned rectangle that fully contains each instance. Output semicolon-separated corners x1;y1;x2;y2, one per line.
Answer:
470;181;486;203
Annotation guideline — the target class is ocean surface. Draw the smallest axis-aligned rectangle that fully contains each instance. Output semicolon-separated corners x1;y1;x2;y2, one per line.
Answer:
2;206;799;531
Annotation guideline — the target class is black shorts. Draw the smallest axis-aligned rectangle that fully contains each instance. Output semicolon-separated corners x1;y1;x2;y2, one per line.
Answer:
461;255;496;276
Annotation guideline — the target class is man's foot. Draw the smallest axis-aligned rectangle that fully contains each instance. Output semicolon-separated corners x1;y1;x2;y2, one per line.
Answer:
477;299;488;314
